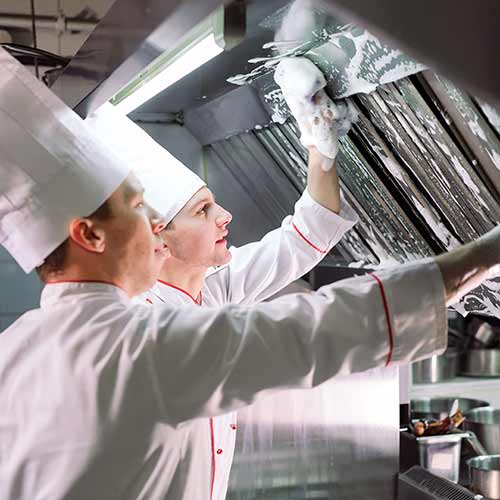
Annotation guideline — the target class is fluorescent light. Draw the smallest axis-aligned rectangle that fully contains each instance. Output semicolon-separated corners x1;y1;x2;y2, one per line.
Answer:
115;33;223;115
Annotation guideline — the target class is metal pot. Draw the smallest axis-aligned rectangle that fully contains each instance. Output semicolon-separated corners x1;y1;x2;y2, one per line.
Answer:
468;455;500;499
412;347;461;384
462;349;500;377
411;397;490;421
464;408;500;454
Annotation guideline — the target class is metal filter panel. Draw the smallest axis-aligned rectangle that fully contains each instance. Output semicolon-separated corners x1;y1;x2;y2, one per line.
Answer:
200;70;500;316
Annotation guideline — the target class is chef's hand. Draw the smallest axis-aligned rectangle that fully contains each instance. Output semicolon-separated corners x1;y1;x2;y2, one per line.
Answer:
435;225;500;306
297;92;357;170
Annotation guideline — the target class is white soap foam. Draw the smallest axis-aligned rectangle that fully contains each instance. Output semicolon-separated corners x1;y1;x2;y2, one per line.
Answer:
411;195;460;249
468;116;488;142
274;0;316;48
490;150;500;170
373;145;405;183
274;57;326;99
480;101;500;133
273;57;357;166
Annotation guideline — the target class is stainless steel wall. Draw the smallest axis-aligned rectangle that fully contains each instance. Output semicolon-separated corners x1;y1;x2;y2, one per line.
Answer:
227;366;399;500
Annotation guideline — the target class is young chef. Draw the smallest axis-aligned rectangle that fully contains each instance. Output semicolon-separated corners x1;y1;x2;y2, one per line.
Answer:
85;93;358;500
1;48;500;500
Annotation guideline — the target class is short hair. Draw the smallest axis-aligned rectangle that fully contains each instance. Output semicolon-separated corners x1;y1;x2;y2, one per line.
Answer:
36;200;112;282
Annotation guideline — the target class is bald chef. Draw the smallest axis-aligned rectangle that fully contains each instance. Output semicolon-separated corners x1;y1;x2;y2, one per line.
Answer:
2;47;500;500
85;98;358;500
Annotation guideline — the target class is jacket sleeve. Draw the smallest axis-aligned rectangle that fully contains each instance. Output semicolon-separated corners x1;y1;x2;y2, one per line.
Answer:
206;189;358;305
143;258;447;425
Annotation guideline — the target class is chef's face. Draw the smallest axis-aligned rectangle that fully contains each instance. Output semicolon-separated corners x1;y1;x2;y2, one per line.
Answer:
161;187;232;269
103;173;168;295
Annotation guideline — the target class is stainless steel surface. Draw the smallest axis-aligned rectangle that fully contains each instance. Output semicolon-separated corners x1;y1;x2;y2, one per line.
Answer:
322;0;500;107
399;466;481;500
462;350;500;377
228;366;399;499
416;434;464;484
47;0;500;315
401;431;469;484
411;398;490;421
463;431;489;458
464;408;500;455
412;349;461;384
468;455;500;499
156;65;500;312
51;0;232;114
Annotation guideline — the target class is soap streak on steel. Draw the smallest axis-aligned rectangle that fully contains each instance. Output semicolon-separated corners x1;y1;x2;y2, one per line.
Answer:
422;72;500;196
253;121;377;264
476;99;500;136
388;81;497;220
222;7;500;315
352;106;459;250
255;119;431;267
356;89;480;243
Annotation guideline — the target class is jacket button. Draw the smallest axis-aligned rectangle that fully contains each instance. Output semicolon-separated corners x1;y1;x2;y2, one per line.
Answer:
230;424;237;430
216;448;223;455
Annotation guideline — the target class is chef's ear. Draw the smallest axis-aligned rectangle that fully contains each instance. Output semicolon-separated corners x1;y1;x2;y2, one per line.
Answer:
68;217;106;254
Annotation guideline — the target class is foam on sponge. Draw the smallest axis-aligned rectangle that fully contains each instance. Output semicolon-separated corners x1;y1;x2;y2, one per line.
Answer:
274;57;357;169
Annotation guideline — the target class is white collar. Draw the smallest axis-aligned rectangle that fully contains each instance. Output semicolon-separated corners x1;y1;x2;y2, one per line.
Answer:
41;281;130;308
156;280;202;305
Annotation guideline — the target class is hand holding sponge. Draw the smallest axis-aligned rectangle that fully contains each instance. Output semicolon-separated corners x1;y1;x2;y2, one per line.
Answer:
274;57;357;170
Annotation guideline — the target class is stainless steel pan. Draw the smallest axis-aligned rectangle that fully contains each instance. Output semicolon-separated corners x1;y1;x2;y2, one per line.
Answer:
461;349;500;377
464;408;500;454
412;347;461;384
468;455;500;499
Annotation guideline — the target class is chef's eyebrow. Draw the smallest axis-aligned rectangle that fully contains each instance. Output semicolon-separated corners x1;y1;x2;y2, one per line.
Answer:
193;193;216;208
123;184;145;203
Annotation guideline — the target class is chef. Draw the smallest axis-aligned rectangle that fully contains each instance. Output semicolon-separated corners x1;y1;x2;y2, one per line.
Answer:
85;88;358;498
85;100;357;306
1;48;499;500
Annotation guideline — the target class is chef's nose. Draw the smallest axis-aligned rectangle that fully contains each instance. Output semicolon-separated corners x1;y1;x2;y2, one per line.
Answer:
148;204;167;234
216;206;232;228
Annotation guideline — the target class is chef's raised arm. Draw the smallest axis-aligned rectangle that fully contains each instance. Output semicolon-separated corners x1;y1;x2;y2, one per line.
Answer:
206;58;359;306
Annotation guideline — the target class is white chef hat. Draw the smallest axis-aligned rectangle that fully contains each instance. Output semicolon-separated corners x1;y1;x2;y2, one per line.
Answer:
85;103;205;225
0;48;131;273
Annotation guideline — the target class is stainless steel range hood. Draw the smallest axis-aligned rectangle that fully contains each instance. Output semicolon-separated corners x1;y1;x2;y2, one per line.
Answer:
52;0;500;316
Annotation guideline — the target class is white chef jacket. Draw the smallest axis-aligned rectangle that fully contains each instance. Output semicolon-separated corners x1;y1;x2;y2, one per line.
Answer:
140;189;357;500
0;259;446;500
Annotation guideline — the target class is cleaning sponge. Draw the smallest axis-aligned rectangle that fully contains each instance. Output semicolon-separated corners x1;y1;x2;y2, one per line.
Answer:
274;57;357;169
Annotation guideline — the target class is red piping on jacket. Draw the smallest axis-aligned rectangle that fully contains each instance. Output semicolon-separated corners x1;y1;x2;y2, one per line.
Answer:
157;280;202;305
210;417;216;500
292;222;327;254
370;273;394;367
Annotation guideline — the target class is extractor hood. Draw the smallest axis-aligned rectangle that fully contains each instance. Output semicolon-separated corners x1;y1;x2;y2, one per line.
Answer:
52;0;500;316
